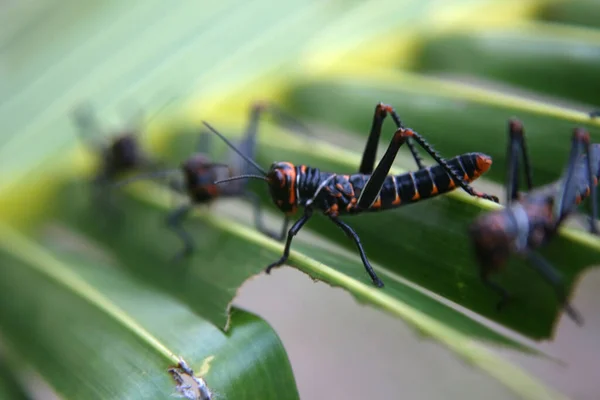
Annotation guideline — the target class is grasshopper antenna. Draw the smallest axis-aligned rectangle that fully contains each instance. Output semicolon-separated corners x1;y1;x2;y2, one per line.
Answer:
121;94;185;135
215;174;269;184
145;95;184;126
202;121;268;176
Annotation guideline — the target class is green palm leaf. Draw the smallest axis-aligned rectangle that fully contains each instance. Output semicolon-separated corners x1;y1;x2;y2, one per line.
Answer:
415;23;600;106
0;225;297;399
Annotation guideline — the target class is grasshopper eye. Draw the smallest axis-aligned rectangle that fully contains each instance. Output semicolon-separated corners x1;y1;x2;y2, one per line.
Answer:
266;163;297;215
274;169;286;187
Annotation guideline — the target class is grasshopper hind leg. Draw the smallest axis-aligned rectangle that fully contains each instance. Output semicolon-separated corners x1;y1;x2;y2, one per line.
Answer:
166;204;195;262
526;251;583;326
